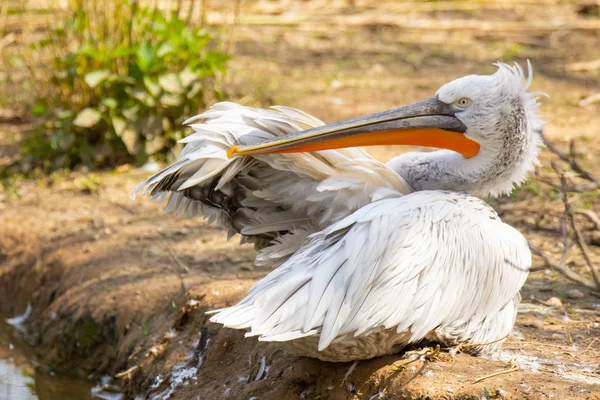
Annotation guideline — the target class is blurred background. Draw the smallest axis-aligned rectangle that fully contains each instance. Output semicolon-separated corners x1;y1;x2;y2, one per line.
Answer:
0;1;599;399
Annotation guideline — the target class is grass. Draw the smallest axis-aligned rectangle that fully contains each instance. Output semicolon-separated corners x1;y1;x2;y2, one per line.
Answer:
1;0;231;175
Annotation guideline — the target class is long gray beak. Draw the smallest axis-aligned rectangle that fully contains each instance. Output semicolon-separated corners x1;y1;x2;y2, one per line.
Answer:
227;97;479;159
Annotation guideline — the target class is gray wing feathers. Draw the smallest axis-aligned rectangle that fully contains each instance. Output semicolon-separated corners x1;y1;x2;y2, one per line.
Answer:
132;102;411;256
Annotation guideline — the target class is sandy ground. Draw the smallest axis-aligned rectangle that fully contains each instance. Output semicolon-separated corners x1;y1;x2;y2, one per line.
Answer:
1;0;600;399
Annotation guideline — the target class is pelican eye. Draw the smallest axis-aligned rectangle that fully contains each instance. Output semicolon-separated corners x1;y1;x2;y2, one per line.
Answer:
455;98;472;109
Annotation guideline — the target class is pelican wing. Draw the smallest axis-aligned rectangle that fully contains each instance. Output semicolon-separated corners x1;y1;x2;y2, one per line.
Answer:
210;191;531;350
131;102;411;264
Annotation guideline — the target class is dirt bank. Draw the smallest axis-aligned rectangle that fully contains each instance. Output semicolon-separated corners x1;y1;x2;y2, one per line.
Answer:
0;170;598;400
1;1;600;398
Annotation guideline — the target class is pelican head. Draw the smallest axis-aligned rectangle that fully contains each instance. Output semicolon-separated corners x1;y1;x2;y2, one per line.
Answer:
229;62;544;197
436;61;542;151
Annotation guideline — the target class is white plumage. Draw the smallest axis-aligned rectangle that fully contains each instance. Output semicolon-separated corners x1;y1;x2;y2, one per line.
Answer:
132;62;543;361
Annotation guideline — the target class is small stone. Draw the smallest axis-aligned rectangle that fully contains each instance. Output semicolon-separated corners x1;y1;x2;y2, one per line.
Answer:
591;231;600;246
187;299;200;307
566;289;585;299
546;297;563;307
146;346;160;357
522;320;544;329
524;217;536;225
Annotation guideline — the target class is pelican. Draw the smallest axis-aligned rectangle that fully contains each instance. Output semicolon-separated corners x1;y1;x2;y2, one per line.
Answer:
132;62;543;362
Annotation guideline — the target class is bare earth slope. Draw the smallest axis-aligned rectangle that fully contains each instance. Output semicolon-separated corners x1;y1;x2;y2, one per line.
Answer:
0;171;598;399
1;0;600;398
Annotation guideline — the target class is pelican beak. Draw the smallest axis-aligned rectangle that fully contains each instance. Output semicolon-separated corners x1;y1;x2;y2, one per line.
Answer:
227;97;480;159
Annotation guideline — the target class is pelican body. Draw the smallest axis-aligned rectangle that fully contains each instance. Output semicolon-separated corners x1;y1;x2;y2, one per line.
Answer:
132;62;543;362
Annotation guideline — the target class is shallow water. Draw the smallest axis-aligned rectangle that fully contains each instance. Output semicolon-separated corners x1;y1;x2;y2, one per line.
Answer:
0;311;94;400
0;360;95;400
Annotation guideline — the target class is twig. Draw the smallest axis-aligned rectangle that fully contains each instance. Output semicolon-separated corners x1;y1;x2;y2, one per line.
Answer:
568;140;598;184
583;338;599;355
505;339;575;349
574;209;600;230
529;245;597;290
541;133;598;185
115;365;139;379
530;136;600;293
452;333;509;356
341;360;359;387
534;171;596;192
110;200;137;216
159;236;190;274
579;93;600;107
158;234;190;294
569;208;600;287
0;32;15;52
473;366;520;383
529;264;549;272
390;357;420;372
546;317;594;325
556;161;600;287
557;171;571;269
565;58;600;72
399;361;428;388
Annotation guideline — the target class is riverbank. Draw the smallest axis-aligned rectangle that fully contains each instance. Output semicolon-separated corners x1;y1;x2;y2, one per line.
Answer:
1;0;600;398
0;170;598;399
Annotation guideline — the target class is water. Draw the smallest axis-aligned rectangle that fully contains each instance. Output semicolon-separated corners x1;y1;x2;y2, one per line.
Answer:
0;361;95;400
0;360;36;400
0;310;95;400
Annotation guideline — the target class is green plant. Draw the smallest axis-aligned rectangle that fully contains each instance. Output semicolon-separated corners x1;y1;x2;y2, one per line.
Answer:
18;0;229;173
141;320;150;336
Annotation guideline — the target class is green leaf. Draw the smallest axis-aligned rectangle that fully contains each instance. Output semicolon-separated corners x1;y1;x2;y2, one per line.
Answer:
158;73;183;94
193;35;211;52
32;38;53;49
205;51;230;71
186;81;203;100
32;102;48;117
143;77;161;98
157;42;175;58
112;116;127;136
56;131;75;151
107;74;136;85
109;45;136;59
138;115;162;138
51;27;65;36
179;68;199;88
84;70;110;88
136;41;155;73
120;127;139;155
122;106;139;122
160;93;184;107
126;88;156;107
101;98;118;109
78;45;100;59
73;108;102;128
57;110;75;120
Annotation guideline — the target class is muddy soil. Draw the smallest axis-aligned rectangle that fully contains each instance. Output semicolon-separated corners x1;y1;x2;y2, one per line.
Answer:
1;0;600;399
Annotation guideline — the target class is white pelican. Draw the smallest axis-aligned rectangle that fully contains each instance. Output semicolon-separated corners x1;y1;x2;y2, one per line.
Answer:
132;62;543;362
